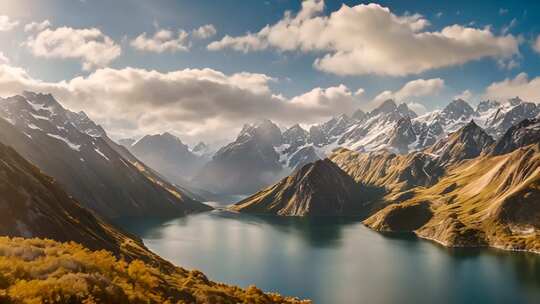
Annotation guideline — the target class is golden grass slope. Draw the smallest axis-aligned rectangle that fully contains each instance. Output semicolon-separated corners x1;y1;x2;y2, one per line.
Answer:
365;143;540;253
0;237;309;304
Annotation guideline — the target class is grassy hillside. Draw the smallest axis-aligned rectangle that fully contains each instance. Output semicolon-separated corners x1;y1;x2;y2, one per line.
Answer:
364;143;540;253
0;237;309;304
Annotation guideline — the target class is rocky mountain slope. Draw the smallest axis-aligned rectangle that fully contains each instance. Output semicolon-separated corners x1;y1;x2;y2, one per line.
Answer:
0;92;210;218
232;159;379;216
0;140;162;262
365;142;539;253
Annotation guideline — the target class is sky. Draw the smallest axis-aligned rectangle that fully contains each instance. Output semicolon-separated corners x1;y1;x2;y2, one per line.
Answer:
0;0;540;145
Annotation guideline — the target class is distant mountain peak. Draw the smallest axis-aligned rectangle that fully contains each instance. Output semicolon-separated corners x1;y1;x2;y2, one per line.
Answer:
442;98;475;121
426;120;494;164
371;99;397;115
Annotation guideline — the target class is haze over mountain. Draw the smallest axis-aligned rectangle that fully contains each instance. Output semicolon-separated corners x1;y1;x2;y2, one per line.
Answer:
127;132;207;181
0;92;210;218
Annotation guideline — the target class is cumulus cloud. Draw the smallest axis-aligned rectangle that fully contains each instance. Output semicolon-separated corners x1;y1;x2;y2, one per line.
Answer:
24;20;51;32
208;0;520;76
192;24;217;39
484;73;540;103
0;63;363;142
367;78;444;114
25;26;121;70
372;78;445;104
131;29;190;53
0;15;19;32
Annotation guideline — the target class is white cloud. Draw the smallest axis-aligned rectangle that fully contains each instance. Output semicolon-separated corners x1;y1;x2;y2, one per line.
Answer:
533;35;540;54
407;102;427;115
373;78;445;104
25;27;121;70
367;78;444;114
130;29;189;53
24;20;51;32
484;73;540;103
0;15;19;32
192;24;217;39
208;0;520;76
454;89;473;101
0;52;9;64
499;8;509;15
208;32;267;53
0;63;363;142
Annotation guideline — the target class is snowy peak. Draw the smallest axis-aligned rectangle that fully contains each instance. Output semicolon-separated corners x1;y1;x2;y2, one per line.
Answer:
238;119;282;146
370;99;397;116
476;100;500;113
426;120;494;164
442;99;475;121
282;124;309;147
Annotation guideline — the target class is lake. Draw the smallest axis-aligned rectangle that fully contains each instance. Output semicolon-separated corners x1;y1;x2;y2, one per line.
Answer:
115;210;540;304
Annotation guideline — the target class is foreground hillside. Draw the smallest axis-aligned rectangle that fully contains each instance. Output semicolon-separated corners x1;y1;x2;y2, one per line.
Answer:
0;141;307;303
0;141;160;263
0;237;308;304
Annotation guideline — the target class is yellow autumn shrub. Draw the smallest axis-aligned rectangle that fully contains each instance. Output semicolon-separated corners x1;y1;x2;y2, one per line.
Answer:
0;237;309;304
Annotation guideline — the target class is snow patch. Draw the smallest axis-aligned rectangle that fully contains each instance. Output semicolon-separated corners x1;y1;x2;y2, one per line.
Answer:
94;148;110;161
46;133;81;151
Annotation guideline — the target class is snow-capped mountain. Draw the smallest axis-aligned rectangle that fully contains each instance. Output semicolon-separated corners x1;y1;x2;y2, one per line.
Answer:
475;97;540;138
192;97;538;195
0;91;210;218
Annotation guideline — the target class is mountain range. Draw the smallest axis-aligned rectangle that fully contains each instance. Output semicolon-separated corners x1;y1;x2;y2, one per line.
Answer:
188;97;539;195
0;91;210;218
234;117;540;253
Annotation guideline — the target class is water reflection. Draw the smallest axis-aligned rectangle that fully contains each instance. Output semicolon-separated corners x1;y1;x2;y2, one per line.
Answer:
114;211;540;304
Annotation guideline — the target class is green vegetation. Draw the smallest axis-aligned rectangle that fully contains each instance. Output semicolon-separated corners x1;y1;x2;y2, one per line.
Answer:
0;237;309;304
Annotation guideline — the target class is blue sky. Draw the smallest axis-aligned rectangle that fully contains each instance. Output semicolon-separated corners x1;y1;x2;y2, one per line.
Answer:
1;0;540;143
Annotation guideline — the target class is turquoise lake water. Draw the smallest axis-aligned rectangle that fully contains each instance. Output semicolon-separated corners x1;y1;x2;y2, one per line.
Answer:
115;210;540;304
